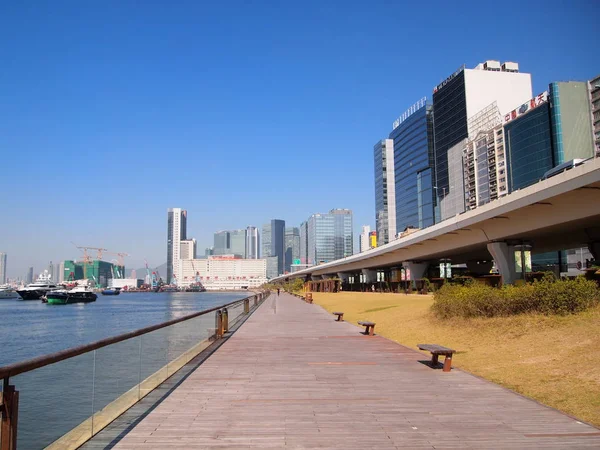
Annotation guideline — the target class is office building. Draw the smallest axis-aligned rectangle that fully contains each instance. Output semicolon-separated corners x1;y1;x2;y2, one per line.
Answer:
549;81;595;163
167;208;187;284
373;139;396;246
504;92;554;191
262;219;285;278
26;267;33;284
284;227;300;273
179;255;267;290
246;226;259;259
389;98;435;232
299;221;308;264
463;103;507;211
433;61;532;217
0;253;6;284
58;262;65;283
180;239;197;260
440;138;468;220
590;75;600;155
306;209;353;266
230;229;247;258
359;225;371;253
213;231;230;255
205;247;214;258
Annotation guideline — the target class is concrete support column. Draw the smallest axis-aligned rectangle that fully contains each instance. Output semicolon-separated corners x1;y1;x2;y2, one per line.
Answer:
361;269;377;284
487;242;517;285
406;262;428;280
589;241;600;261
337;272;349;283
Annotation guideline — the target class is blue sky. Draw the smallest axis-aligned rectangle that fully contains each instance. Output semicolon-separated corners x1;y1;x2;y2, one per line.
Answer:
1;1;598;278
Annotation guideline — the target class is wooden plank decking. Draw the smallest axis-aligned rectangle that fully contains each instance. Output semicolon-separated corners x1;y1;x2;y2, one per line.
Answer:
88;293;600;449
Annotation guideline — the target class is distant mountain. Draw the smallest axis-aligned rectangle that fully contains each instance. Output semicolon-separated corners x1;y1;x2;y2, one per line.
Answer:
134;262;168;278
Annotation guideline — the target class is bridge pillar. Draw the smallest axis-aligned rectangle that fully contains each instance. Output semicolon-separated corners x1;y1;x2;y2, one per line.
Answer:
487;242;517;285
337;272;349;283
466;260;494;276
406;262;428;280
589;241;600;261
361;269;377;284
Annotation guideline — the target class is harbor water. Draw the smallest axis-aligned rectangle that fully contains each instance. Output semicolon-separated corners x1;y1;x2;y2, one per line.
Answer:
0;291;250;449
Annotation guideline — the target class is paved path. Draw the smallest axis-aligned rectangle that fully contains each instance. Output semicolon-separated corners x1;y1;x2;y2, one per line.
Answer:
108;293;600;449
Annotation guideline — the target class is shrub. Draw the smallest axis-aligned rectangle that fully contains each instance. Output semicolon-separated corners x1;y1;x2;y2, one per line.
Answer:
431;276;600;319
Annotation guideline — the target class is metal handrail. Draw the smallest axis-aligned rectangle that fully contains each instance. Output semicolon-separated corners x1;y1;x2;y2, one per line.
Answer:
0;293;260;381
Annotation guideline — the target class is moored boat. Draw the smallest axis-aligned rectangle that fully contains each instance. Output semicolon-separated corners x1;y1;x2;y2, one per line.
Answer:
0;286;20;299
46;286;97;305
16;271;58;300
101;288;121;296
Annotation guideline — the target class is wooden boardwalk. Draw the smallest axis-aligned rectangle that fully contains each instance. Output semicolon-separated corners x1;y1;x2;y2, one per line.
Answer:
91;293;600;449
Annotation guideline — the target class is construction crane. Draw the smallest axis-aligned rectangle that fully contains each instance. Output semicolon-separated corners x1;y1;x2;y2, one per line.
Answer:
104;251;130;267
71;243;107;281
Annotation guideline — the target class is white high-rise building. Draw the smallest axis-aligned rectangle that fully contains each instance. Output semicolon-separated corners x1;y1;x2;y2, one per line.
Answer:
180;239;197;260
359;226;371;253
0;253;6;284
374;139;396;246
167;208;187;284
246;226;259;259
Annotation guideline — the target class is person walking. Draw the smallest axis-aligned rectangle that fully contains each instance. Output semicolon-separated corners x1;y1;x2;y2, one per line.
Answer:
277;288;280;296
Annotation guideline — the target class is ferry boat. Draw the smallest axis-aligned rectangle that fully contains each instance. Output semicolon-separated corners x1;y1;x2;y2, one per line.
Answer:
0;286;20;299
16;271;58;300
46;286;97;305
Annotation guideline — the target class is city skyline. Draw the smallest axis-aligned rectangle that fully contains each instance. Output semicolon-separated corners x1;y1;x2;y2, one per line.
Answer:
1;2;598;278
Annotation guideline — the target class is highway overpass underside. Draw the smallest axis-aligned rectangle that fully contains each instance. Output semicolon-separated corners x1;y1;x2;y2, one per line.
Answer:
281;169;600;285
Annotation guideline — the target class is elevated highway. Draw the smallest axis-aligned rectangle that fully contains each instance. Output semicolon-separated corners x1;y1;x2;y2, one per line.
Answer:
276;157;600;284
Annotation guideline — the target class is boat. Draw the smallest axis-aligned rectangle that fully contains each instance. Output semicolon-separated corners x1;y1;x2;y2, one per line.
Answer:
0;285;20;299
16;271;58;300
184;282;206;292
159;285;178;292
46;286;97;305
101;288;121;296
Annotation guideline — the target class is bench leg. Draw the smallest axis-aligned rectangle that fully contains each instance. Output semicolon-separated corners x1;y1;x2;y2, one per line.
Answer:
443;354;452;372
431;354;439;367
368;325;374;336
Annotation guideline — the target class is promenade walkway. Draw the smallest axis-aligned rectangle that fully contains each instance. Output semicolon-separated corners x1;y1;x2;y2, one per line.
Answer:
95;293;600;449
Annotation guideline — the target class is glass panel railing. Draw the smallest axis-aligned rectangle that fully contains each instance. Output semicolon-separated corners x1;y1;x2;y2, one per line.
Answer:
11;352;94;450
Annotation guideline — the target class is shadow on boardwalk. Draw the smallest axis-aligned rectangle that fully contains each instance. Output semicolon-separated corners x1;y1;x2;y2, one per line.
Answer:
85;293;600;449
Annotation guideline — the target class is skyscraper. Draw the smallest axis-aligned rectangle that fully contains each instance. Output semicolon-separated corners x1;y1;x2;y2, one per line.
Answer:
262;220;285;278
284;227;300;273
359;226;371;253
47;261;54;281
0;253;6;284
306;209;353;266
373;139;397;246
27;267;33;284
389;98;435;233
246;226;259;259
433;61;532;219
230;229;247;258
213;231;230;255
299;221;308;265
180;239;197;260
167;207;187;284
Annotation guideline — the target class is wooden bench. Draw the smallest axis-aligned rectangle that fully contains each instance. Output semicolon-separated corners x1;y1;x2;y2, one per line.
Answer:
357;321;376;336
418;344;456;372
332;311;344;321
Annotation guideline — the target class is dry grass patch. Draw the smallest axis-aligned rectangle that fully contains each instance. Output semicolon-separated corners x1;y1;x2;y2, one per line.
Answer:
312;291;600;427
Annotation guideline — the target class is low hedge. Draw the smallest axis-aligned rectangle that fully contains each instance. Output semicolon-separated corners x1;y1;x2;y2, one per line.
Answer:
431;275;600;318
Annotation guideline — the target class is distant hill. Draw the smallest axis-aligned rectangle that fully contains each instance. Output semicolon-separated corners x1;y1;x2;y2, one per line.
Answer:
134;262;168;278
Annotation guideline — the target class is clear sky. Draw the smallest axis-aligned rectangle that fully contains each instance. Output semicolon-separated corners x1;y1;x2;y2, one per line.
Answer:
1;1;598;278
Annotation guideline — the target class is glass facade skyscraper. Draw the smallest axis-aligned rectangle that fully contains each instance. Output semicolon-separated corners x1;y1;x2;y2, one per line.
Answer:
504;101;554;191
389;99;435;232
306;209;353;266
284;227;300;273
262;219;285;278
229;229;247;258
245;226;259;259
213;231;230;255
0;253;6;284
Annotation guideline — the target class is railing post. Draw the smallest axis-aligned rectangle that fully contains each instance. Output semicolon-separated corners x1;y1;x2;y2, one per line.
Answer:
244;299;250;314
254;295;257;307
216;310;223;339
1;383;19;450
222;308;229;334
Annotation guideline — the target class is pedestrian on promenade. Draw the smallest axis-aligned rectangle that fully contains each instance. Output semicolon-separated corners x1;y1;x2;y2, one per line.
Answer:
277;288;280;296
